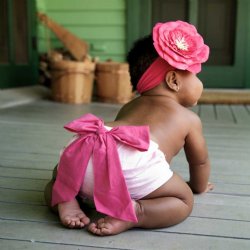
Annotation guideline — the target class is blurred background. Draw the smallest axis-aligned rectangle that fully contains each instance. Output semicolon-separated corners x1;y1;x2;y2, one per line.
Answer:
1;0;250;90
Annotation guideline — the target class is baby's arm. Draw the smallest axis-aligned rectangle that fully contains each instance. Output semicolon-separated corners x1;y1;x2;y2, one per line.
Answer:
184;114;213;193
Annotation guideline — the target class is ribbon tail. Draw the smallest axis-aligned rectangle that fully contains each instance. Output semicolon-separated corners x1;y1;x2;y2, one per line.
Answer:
92;135;137;222
51;136;94;206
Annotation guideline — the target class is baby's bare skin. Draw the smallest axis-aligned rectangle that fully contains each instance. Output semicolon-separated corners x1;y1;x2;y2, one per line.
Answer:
58;199;90;229
88;201;139;236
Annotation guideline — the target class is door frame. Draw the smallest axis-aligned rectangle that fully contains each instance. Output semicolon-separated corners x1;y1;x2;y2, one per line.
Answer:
0;0;38;89
126;0;250;89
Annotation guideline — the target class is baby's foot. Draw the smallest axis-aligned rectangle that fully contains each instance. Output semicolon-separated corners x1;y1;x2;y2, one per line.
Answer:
88;216;136;236
88;201;140;236
58;198;90;229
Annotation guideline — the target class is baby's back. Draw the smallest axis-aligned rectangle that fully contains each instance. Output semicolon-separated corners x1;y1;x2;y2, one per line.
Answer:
111;96;195;162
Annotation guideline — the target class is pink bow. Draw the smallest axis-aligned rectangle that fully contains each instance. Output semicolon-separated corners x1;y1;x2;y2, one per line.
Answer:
51;113;150;222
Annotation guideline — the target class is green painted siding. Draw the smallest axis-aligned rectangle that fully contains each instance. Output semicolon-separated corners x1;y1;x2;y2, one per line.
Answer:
245;0;250;88
36;0;126;62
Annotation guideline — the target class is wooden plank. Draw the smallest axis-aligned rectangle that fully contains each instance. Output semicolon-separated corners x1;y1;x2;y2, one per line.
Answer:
0;176;48;191
215;104;235;123
0;166;52;180
246;105;250;114
173;148;250;169
48;26;125;40
208;183;250;196
45;0;126;11
202;122;250;131
1;220;250;250
172;164;250;185
176;171;250;186
48;11;126;25
0;189;44;205
230;105;250;124
0;239;112;250
0;153;58;169
191;202;250;222
205;136;250;149
194;193;250;207
158;216;250;239
199;104;217;122
0;202;58;223
0;100;121;125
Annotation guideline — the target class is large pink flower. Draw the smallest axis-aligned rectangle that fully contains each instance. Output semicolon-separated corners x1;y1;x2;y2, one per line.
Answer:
153;21;209;73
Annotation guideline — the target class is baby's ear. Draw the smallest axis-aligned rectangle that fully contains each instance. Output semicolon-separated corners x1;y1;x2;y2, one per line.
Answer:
165;71;180;92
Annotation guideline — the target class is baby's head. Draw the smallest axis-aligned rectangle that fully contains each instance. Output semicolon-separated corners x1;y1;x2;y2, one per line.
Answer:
127;21;209;97
127;35;158;91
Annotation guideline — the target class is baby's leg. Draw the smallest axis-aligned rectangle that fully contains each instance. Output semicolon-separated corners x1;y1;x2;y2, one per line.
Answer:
44;166;57;213
135;173;193;228
44;166;90;229
88;173;193;235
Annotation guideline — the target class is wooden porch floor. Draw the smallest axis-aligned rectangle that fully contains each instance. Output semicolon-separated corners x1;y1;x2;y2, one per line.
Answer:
0;96;250;249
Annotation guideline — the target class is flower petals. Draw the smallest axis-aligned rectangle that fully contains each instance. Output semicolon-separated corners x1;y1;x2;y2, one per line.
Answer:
153;20;209;73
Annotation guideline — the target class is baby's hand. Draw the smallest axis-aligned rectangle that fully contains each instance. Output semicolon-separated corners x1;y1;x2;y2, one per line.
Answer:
186;181;214;194
203;182;214;193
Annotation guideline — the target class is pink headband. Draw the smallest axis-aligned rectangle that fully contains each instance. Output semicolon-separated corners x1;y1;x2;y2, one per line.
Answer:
137;57;174;94
136;21;209;93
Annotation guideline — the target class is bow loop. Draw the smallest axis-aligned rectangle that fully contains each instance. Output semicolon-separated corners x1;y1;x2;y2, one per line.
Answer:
110;126;150;151
64;113;105;135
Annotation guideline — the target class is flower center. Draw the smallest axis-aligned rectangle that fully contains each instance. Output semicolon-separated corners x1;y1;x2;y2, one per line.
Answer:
175;36;188;51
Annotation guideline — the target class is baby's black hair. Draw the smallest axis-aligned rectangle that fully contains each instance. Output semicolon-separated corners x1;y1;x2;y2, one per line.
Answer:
127;35;158;91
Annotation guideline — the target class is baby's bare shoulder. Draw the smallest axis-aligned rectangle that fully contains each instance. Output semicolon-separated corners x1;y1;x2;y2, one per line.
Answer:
186;107;201;121
172;106;202;134
172;104;200;120
180;108;204;139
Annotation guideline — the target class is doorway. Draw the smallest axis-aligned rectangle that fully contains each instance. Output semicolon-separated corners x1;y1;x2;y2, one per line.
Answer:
0;0;38;89
127;0;248;88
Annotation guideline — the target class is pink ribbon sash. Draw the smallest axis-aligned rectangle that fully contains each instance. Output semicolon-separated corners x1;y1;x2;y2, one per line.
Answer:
136;57;174;94
51;113;150;222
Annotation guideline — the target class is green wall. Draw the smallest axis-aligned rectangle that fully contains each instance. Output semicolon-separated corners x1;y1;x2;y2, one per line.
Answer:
36;0;126;62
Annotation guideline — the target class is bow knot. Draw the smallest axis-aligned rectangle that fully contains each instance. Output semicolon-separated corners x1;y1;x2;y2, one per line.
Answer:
95;126;107;135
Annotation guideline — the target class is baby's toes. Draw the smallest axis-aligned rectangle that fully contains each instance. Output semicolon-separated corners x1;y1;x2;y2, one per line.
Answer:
96;219;113;235
88;222;105;235
79;214;90;225
63;216;74;227
88;223;97;233
100;227;112;236
68;220;77;228
96;218;106;228
74;220;85;228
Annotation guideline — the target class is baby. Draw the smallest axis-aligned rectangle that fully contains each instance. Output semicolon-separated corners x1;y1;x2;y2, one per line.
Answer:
44;20;213;236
